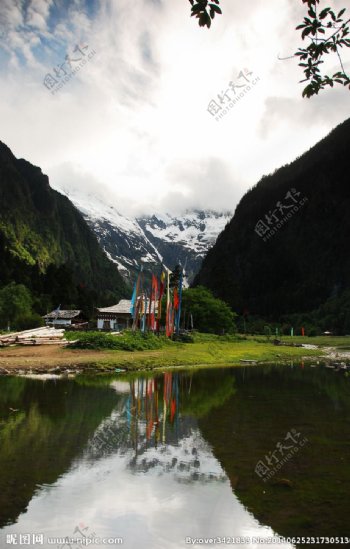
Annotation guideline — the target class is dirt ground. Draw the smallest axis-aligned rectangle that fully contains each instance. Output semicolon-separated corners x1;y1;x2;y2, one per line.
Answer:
0;344;111;372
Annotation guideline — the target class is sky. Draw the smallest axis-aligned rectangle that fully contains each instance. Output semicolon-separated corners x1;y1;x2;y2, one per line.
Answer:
0;0;349;216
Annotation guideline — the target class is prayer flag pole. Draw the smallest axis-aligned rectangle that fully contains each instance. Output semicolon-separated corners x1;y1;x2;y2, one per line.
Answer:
175;266;183;335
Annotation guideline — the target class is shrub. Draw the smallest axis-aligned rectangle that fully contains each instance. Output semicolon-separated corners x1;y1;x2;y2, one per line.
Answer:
182;287;236;334
67;330;166;351
14;313;45;331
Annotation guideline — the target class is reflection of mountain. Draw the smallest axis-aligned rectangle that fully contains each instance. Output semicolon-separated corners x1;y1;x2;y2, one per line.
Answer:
2;366;349;546
88;412;226;483
197;365;350;543
85;373;230;483
0;377;118;528
0;371;234;529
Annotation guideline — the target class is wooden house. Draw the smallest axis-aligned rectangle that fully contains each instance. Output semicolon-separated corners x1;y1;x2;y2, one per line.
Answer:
97;297;157;331
43;309;85;328
97;300;132;331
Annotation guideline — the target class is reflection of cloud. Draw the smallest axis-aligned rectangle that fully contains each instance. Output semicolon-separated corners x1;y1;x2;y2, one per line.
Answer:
110;381;131;394
1;426;294;549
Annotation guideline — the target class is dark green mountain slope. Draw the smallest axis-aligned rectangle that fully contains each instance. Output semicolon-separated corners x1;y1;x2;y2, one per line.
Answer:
0;141;127;311
194;118;350;320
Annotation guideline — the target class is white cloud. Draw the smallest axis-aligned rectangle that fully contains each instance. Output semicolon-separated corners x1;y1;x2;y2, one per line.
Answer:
0;0;349;214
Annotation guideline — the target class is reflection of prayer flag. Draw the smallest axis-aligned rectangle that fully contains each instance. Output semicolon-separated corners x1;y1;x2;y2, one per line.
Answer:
146;418;154;440
164;372;172;404
170;398;176;423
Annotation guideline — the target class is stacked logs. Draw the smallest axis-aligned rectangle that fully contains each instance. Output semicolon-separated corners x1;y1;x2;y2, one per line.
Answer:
0;327;68;347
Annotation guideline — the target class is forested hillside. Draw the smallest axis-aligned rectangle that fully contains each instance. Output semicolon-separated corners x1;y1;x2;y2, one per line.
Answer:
0;141;127;324
194;118;350;333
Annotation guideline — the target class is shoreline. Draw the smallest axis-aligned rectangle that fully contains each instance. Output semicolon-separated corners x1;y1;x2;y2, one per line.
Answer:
0;339;341;376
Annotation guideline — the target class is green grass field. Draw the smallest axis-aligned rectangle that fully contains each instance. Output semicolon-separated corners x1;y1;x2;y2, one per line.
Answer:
64;331;324;371
247;334;350;347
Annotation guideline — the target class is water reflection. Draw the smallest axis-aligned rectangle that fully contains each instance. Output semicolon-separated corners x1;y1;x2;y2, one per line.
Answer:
0;364;349;548
86;373;228;485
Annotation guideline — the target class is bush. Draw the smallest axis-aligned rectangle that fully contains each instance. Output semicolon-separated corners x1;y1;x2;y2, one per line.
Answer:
67;330;167;351
172;331;194;343
14;313;45;331
0;283;33;329
307;327;319;337
182;287;236;334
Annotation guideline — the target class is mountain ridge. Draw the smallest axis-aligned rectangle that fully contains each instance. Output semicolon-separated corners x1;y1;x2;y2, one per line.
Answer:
0;141;128;313
194;117;350;324
56;186;232;283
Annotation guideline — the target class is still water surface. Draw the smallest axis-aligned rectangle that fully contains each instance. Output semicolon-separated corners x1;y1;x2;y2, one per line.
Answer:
0;364;349;549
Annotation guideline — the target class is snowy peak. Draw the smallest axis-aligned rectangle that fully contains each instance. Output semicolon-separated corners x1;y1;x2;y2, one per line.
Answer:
55;187;232;283
138;210;230;255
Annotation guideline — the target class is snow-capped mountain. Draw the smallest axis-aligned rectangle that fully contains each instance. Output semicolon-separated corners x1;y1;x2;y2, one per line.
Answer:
57;187;232;283
137;211;231;282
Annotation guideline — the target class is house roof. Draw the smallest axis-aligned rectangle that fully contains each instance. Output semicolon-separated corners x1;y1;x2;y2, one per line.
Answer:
97;300;132;315
44;310;82;320
97;298;157;315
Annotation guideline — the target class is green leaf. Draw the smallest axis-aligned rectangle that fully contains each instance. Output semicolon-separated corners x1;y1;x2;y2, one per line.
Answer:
319;8;330;19
209;3;222;14
191;4;203;13
302;28;312;39
198;11;211;28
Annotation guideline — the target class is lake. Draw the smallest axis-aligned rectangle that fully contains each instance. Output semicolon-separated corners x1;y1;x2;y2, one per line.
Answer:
0;363;349;548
